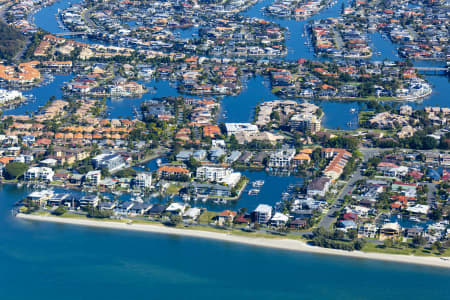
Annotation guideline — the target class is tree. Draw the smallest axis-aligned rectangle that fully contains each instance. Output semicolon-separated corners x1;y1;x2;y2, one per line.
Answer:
432;241;445;254
168;214;182;226
383;239;394;248
412;235;426;248
52;206;67;216
5;162;28;180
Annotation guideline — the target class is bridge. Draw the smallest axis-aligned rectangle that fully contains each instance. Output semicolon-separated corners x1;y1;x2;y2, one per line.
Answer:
53;32;86;37
413;66;448;75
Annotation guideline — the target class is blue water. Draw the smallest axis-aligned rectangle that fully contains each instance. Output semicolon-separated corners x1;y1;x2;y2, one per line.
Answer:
1;185;450;299
3;74;73;116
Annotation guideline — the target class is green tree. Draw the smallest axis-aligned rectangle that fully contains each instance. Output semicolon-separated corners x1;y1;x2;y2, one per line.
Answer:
52;206;67;216
5;162;28;179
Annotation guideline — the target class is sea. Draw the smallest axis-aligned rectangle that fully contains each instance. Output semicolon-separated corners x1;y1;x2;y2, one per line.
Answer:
0;0;449;297
1;185;450;299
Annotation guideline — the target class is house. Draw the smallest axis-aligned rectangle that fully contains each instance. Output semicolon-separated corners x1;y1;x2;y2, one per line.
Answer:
289;219;307;230
46;193;70;207
79;195;100;208
292;153;311;166
270;212;289;227
338;220;357;232
209;148;226;162
406;204;430;215
27;190;54;206
114;201;134;215
129;203;152;216
166;202;187;215
147;204;167;216
157;165;190;180
98;201;116;211
379;223;401;240
254;204;272;224
358;223;378;238
307;177;331;197
183;207;202;220
216;210;237;226
176;150;193;161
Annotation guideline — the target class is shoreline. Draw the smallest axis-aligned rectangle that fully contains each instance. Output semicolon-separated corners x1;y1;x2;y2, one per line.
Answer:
17;213;450;269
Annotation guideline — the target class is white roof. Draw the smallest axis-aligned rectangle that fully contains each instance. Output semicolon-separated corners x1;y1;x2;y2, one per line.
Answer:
406;204;430;215
183;207;201;218
166;202;186;212
271;212;289;222
255;204;272;214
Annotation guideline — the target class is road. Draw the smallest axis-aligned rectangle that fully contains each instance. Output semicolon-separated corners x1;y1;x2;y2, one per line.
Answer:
318;148;382;229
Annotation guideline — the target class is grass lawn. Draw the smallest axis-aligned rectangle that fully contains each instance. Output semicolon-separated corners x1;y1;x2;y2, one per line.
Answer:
166;184;182;195
198;211;218;223
362;242;450;257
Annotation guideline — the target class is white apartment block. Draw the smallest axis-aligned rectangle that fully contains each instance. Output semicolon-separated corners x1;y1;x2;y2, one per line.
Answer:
268;148;296;168
25;167;54;182
196;166;232;182
134;172;152;189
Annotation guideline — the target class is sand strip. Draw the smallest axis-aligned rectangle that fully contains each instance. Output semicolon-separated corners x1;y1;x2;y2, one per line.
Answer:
16;213;450;269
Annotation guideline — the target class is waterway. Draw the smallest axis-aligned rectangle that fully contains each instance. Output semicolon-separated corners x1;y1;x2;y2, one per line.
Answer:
1;0;450;295
1;185;450;299
21;0;447;131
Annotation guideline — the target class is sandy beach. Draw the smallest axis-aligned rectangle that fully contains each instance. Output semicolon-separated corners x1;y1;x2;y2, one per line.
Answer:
17;213;450;269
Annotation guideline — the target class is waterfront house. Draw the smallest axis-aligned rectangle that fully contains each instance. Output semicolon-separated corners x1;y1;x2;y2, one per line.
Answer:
147;204;167;217
183;207;201;220
254;204;272;224
307;177;331;197
79;195;100;208
166;202;187;215
270;212;289;227
379;223;401;240
114;201;134;215
27;190;54;206
129;203;152;216
47;193;71;207
358;223;378;238
289;219;307;230
216;210;237;226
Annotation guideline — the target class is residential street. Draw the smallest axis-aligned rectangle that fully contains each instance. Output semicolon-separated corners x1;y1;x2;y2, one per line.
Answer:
318;148;382;229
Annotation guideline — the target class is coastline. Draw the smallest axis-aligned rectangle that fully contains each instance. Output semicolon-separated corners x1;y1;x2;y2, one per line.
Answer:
17;213;450;269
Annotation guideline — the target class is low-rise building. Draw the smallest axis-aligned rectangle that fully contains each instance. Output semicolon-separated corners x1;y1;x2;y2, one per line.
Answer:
268;148;296;169
134;172;152;189
307;177;331;197
24;167;54;182
254;204;272;224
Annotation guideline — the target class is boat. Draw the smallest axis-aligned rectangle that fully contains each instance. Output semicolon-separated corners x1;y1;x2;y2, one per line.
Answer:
350;108;356;113
409;216;421;223
131;195;144;203
156;158;162;167
16;182;23;188
252;180;265;188
248;189;260;195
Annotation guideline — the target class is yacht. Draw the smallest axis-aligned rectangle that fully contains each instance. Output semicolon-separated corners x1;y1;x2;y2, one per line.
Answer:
248;189;260;195
409;216;421;223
